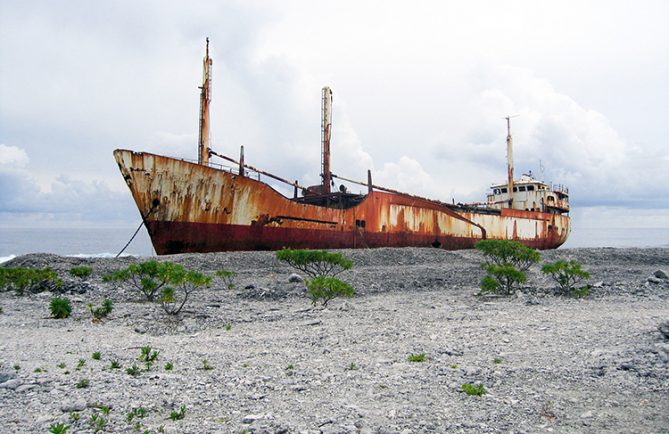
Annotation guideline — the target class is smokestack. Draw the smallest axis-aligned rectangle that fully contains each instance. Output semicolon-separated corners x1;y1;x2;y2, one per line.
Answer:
321;86;333;194
198;38;212;166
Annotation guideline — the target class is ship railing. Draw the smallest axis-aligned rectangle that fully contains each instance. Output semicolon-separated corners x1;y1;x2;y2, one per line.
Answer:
551;183;569;195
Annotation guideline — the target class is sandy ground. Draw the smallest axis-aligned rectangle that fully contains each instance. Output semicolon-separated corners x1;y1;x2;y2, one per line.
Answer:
1;247;668;433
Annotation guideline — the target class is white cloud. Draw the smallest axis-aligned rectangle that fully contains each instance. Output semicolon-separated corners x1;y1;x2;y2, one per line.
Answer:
0;144;29;168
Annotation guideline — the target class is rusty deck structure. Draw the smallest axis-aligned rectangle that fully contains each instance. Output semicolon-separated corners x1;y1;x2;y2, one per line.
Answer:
114;40;570;255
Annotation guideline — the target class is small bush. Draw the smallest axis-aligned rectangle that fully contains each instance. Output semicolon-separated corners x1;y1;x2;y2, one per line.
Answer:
475;240;540;295
306;276;355;306
50;297;72;319
160;270;211;315
126;365;140;376
76;359;85;370
542;259;591;296
89;299;113;320
276;248;353;278
1;267;62;294
103;260;177;302
69;266;93;279
127;406;148;423
76;378;90;389
90;413;106;433
164;362;173;371
201;359;213;371
110;360;121;369
49;423;70;434
169;405;187;421
461;383;486;396
494;357;502;364
407;353;427;363
215;269;236;289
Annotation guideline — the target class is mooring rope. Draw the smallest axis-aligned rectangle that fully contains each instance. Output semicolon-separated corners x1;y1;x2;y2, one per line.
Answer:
115;205;156;258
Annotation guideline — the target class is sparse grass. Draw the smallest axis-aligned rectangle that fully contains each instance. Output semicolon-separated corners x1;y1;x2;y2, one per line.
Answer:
63;370;70;375
69;411;80;421
138;346;159;370
110;360;121;369
242;362;249;368
201;359;213;371
75;378;90;389
224;324;232;331
34;367;43;373
168;405;187;421
92;352;101;360
164;362;173;371
286;364;294;370
407;353;427;363
49;422;70;434
346;363;358;371
57;362;66;369
90;413;107;433
127;406;148;423
126;365;140;376
50;297;72;319
89;299;113;320
494;357;502;364
70;266;93;279
1;267;62;294
13;364;20;371
450;364;459;369
76;359;86;371
461;383;487;396
215;269;236;289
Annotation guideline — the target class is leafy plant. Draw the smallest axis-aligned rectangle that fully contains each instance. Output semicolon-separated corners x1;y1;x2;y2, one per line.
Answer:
89;299;113;320
92;352;101;360
57;362;66;369
541;259;591;295
69;411;80;421
90;413;107;433
103;260;177;302
127;406;148;423
13;363;20;371
346;362;358;371
138;346;159;369
286;364;294;370
126;365;140;376
76;358;86;370
160;269;211;315
276;248;353;278
49;422;70;434
98;406;110;416
110;360;121;369
201;359;213;371
76;378;90;389
450;364;458;369
224;324;232;331
215;269;236;289
475;240;540;295
169;405;187;421
407;353;427;363
164;362;174;371
50;297;72;319
306;276;355;306
461;383;487;396
494;357;502;364
0;267;62;294
34;367;43;373
69;266;93;279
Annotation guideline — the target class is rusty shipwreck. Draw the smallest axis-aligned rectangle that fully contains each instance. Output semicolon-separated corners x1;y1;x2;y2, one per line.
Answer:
114;40;570;255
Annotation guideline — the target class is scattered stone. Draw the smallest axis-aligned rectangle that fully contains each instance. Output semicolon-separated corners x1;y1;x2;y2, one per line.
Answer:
15;384;38;392
647;277;662;284
0;379;22;390
60;399;87;412
653;270;668;279
302;319;322;326
288;273;303;283
659;322;669;339
242;414;263;424
0;372;17;383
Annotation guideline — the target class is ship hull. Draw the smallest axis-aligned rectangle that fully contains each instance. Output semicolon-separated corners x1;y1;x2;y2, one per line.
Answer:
114;150;570;255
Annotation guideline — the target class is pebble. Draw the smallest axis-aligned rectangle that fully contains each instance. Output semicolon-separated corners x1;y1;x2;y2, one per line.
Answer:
60;399;87;412
0;379;23;390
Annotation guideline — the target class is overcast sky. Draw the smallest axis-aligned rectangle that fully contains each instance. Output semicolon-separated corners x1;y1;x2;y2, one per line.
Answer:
1;0;668;230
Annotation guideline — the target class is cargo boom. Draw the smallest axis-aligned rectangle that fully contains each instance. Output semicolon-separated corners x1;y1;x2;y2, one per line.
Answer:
115;41;570;255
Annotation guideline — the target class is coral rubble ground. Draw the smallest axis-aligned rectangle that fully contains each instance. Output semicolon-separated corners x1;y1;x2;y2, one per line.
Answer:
1;247;668;433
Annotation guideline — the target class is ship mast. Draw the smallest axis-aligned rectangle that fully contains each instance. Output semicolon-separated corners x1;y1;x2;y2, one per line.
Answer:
505;115;517;208
321;86;333;194
198;38;213;166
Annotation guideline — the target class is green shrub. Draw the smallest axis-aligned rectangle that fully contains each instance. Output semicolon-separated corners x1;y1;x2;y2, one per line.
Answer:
306;276;355;306
76;378;90;389
69;266;93;279
103;260;177;301
407;353;427;363
50;297;72;319
90;413;106;433
49;422;70;434
92;352;101;360
164;362;173;371
127;406;148;423
169;405;187;421
126;365;140;376
541;259;591;295
1;267;62;294
160;270;211;315
89;299;113;320
110;360;121;369
461;383;486;396
475;240;540;295
215;269;236;289
276;248;353;278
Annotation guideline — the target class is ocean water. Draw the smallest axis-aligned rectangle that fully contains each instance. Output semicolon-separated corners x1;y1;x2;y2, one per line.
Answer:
0;226;667;263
